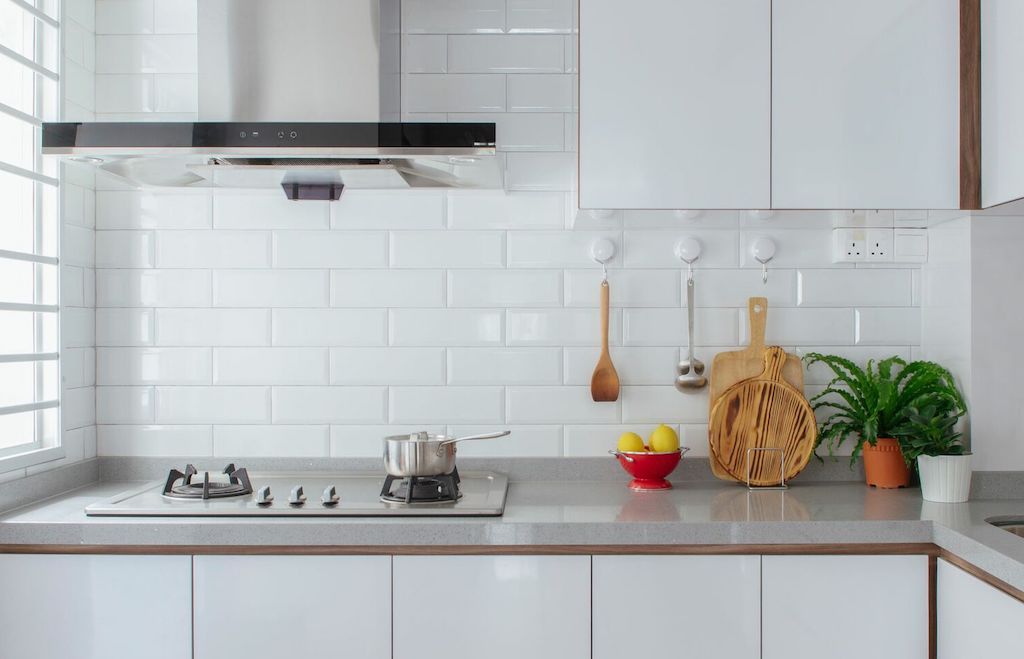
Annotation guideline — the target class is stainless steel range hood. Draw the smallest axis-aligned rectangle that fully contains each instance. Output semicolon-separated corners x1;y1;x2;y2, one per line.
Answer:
42;0;500;198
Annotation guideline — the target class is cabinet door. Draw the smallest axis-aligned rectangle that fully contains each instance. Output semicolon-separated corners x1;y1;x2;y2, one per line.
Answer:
393;555;590;659
579;0;770;209
772;0;959;209
937;558;1024;657
593;555;760;659
982;0;1024;207
0;554;191;659
193;555;390;659
762;555;928;659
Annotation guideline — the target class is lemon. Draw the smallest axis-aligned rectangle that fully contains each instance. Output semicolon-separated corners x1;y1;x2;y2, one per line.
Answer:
649;424;680;453
616;432;645;452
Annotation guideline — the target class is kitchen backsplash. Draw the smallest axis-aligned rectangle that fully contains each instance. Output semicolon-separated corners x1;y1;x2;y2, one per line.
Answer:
77;0;929;460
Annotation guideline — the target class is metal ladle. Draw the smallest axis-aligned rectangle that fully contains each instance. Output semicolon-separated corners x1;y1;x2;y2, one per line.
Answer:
675;275;707;391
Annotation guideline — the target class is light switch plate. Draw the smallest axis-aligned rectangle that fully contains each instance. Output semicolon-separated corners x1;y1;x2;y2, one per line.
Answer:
893;229;928;263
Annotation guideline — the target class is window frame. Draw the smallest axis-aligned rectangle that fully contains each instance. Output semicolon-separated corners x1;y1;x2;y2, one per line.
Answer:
0;0;64;472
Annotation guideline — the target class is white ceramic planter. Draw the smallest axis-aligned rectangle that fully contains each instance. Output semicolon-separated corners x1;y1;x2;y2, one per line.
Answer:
917;454;972;503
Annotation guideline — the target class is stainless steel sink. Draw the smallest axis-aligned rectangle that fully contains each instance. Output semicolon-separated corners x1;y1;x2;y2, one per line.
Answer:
987;517;1024;538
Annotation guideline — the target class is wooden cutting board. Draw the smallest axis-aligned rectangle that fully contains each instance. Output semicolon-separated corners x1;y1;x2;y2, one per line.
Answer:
708;297;804;481
708;347;816;486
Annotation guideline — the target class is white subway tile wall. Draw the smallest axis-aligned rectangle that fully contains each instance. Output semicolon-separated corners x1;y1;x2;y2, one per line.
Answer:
87;0;928;459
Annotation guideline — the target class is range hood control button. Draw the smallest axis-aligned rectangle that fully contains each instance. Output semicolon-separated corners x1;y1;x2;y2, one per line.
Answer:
321;485;340;506
255;485;273;505
288;485;306;506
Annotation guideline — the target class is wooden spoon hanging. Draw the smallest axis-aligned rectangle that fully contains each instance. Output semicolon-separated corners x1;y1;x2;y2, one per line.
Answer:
591;279;620;402
708;346;816;485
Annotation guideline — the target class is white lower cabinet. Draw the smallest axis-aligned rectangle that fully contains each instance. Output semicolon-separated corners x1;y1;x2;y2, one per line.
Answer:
937;558;1024;657
10;550;1004;658
392;555;590;659
193;555;390;659
762;555;929;659
593;555;761;659
0;554;191;659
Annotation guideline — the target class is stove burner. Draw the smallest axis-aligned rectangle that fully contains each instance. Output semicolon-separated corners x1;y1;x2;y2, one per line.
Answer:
162;463;253;500
380;468;462;504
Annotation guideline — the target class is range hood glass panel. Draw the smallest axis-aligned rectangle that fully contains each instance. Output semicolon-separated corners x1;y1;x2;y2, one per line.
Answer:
197;0;401;122
187;161;413;189
42;122;497;154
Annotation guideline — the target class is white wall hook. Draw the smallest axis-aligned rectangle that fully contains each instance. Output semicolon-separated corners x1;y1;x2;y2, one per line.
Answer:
750;236;777;284
674;236;702;264
674;236;702;284
590;237;616;282
748;210;776;222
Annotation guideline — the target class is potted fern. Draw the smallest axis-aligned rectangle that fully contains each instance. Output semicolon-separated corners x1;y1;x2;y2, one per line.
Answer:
802;354;963;489
893;403;970;503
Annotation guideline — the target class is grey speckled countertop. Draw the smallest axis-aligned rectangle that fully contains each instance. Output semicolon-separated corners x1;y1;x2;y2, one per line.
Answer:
2;476;1024;593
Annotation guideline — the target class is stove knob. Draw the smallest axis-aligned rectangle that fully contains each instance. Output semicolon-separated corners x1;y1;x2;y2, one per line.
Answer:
321;485;340;506
288;485;306;506
255;485;273;506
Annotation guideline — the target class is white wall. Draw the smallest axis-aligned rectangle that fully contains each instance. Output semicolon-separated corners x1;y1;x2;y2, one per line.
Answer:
921;203;1024;471
967;212;1024;471
920;215;972;446
80;0;930;460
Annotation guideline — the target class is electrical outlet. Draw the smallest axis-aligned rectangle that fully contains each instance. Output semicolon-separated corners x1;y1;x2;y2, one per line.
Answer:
832;228;867;263
865;229;894;262
834;228;923;264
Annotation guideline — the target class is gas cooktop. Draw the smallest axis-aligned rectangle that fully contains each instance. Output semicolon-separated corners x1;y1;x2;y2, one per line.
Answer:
85;465;508;517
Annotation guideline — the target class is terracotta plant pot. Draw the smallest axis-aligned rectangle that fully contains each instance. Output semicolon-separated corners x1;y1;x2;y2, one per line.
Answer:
862;438;910;488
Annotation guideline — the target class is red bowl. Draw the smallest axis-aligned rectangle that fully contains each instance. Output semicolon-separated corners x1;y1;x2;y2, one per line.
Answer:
610;448;688;491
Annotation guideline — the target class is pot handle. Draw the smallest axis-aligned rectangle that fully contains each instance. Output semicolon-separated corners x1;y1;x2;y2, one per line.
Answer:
436;430;511;454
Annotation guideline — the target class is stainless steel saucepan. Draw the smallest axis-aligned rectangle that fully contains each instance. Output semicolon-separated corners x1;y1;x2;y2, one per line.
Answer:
383;430;511;477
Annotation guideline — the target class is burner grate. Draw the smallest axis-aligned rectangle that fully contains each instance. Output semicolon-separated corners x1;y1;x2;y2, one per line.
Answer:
163;463;253;500
380;468;462;504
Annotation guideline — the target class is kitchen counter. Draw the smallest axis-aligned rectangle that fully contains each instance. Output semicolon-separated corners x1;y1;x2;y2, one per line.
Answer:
2;478;1024;593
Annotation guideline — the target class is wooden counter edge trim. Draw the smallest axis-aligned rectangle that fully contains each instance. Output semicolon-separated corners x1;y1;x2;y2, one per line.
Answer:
0;542;939;556
938;549;1024;604
960;0;982;210
928;555;938;659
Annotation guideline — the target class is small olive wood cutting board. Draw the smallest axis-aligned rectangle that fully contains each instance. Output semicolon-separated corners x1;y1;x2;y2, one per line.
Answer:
708;298;804;482
708;346;816;486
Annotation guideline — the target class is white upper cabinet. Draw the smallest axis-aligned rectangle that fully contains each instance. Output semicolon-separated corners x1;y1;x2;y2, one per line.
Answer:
982;0;1024;208
0;554;192;659
593;555;761;659
937;558;1024;658
393;555;591;659
762;555;929;659
772;0;960;209
578;0;771;210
